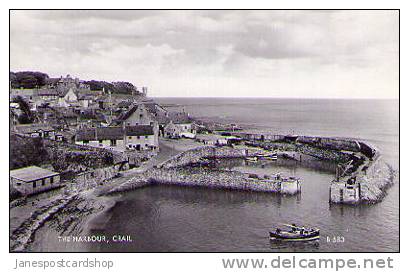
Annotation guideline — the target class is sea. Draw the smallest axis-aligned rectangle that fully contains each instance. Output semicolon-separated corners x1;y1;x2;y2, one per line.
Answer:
89;98;399;252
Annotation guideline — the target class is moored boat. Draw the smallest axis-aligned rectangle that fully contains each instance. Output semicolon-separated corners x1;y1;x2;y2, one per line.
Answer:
269;224;319;241
245;157;258;162
266;152;278;160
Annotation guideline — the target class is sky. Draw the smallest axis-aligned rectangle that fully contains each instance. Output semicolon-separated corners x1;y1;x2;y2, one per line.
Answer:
10;10;399;98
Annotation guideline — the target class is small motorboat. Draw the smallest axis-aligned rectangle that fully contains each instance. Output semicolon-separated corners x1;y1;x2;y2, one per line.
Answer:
269;224;320;241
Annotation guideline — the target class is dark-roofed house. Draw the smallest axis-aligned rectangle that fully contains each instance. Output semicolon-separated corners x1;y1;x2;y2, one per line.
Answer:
10;88;37;100
78;93;95;108
116;100;133;111
37;89;59;101
142;101;168;117
75;125;157;151
75;126;123;148
114;103;160;146
58;88;78;107
10;166;61;195
124;125;156;150
14;124;56;139
114;103;156;127
164;112;196;139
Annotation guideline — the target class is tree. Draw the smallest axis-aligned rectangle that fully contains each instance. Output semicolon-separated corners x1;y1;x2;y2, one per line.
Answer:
84;80;137;95
10;71;49;89
12;96;34;124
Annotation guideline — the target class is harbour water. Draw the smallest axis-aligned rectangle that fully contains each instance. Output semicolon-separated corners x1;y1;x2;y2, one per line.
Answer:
90;98;399;252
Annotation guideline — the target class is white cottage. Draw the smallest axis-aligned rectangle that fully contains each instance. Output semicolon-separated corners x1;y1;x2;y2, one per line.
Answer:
75;125;158;151
164;121;196;139
58;88;78;107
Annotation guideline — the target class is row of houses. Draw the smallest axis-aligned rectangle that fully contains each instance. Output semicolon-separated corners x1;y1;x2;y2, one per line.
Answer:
12;101;199;142
12;123;70;142
75;125;157;151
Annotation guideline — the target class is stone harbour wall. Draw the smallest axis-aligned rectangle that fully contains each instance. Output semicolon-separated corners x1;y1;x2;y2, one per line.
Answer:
158;146;261;169
105;133;391;206
357;158;395;204
235;133;377;159
106;177;151;195
143;167;300;195
329;157;394;204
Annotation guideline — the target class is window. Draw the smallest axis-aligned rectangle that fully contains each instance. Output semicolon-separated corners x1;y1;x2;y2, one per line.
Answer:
139;114;143;118
42;179;45;186
16;182;21;186
145;136;148;139
50;177;54;184
33;181;36;188
137;136;140;139
111;139;117;146
128;136;132;139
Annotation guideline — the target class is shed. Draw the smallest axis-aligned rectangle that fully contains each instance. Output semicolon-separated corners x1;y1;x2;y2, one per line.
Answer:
10;166;61;195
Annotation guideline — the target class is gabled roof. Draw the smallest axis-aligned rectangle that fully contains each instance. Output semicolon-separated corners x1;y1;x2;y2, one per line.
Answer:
78;93;95;100
11;166;59;182
115;104;139;121
117;100;132;108
168;112;192;124
125;125;154;136
76;125;154;141
37;89;59;96
57;87;78;98
156;114;170;125
142;102;157;113
76;126;123;141
78;110;106;122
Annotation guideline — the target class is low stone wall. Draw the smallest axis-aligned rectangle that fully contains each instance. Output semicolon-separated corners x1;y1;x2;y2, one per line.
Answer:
234;132;377;159
158;146;261;169
296;136;361;152
144;167;300;195
107;177;151;195
245;139;356;163
120;150;158;166
63;165;123;196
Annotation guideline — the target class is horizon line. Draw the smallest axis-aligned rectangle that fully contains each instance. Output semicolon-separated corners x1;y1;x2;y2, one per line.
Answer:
150;96;399;100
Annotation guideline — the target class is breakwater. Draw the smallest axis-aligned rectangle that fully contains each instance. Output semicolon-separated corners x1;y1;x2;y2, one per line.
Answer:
146;167;300;195
233;133;393;204
157;146;261;169
107;133;394;205
107;169;300;195
107;146;301;195
329;155;394;204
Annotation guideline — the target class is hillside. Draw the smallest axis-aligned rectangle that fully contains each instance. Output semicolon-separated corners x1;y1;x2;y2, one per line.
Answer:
10;71;140;95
